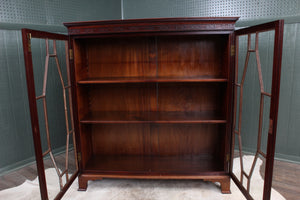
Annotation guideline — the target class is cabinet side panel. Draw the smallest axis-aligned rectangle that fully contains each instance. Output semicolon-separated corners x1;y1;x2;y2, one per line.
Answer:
73;40;88;81
79;125;92;168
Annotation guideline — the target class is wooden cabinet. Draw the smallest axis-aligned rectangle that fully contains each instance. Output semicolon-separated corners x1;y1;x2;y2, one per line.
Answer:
22;17;284;200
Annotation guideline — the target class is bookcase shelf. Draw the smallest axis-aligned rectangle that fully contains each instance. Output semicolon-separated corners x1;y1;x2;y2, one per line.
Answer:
80;111;227;124
84;155;225;175
77;76;228;84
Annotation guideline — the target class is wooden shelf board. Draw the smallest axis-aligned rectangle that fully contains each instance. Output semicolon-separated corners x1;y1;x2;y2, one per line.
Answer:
84;155;225;175
77;76;228;84
80;111;227;124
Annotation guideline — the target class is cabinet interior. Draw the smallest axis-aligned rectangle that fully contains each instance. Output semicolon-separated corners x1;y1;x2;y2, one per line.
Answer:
73;34;230;174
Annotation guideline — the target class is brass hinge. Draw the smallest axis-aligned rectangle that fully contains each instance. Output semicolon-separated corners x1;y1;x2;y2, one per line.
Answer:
77;152;81;162
268;119;273;135
231;45;235;56
226;154;230;162
27;33;32;52
69;49;74;60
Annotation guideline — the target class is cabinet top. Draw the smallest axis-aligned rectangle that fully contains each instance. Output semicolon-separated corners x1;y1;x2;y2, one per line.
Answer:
64;17;239;36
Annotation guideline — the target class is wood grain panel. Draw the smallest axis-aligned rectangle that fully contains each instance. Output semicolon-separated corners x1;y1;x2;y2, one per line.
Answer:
153;124;224;156
76;86;90;120
91;124;151;155
79;125;92;169
85;83;226;116
157;35;228;78
158;83;226;113
80;111;226;124
84;155;224;174
86;37;156;78
88;84;157;112
90;124;224;157
73;40;88;81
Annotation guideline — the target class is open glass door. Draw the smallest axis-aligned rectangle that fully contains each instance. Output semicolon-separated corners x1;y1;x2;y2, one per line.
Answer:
22;29;79;200
231;20;284;200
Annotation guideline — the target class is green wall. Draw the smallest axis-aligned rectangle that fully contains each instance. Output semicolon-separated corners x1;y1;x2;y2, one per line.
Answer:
1;0;300;175
0;0;121;175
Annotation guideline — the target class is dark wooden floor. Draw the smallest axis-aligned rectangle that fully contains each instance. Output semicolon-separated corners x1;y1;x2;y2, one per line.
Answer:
0;152;77;192
262;159;300;200
0;154;299;200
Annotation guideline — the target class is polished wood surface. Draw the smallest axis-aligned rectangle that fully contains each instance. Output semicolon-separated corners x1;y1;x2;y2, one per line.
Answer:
157;36;228;78
76;35;228;80
64;17;239;36
157;83;226;112
86;37;156;78
89;124;224;156
80;83;226;113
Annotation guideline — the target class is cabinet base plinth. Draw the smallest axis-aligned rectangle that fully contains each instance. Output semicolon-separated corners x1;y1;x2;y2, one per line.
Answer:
78;174;102;191
206;176;231;194
78;173;230;193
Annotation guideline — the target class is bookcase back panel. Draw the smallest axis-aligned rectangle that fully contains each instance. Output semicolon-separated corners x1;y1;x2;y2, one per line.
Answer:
158;83;226;113
85;37;156;78
88;84;157;112
151;124;224;157
74;35;229;80
86;83;226;114
157;35;228;78
90;124;224;158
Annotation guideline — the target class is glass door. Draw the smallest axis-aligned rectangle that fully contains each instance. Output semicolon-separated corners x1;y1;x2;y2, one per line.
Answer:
231;20;284;200
22;29;79;200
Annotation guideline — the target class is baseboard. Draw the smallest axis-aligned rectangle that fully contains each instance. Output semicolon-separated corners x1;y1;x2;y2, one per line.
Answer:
0;156;36;176
273;153;300;164
0;146;73;176
236;147;300;165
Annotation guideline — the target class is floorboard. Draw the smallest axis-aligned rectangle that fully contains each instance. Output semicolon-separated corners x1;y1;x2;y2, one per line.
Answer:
0;152;299;200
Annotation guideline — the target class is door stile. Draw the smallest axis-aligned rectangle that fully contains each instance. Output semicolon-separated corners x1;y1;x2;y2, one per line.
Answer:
225;32;236;173
22;29;49;200
263;19;284;200
67;36;83;172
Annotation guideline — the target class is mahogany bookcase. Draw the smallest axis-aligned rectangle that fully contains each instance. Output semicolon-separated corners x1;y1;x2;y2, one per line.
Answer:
22;17;284;200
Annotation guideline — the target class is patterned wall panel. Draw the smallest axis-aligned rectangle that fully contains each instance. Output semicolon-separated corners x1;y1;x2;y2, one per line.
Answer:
0;0;121;25
124;0;300;20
